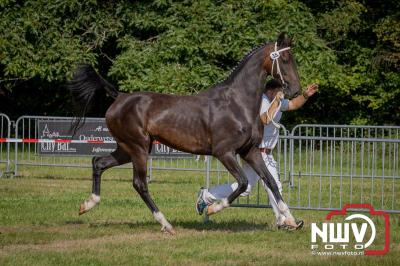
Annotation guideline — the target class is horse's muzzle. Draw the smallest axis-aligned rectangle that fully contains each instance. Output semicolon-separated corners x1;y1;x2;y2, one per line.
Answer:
291;90;301;98
283;83;300;99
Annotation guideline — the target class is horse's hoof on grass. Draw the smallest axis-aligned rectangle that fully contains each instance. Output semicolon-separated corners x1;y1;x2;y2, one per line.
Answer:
161;225;176;235
278;219;304;231
78;203;87;215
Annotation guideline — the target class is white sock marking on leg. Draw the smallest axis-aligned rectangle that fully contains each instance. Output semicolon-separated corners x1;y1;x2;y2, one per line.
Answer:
277;200;294;220
209;198;230;214
153;211;173;231
84;194;100;211
221;198;229;207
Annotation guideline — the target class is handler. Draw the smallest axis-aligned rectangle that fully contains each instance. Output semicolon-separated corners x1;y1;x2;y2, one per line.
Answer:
196;79;318;230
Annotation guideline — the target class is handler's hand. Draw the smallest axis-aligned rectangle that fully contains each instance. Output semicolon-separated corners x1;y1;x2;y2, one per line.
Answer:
275;91;284;100
304;84;318;98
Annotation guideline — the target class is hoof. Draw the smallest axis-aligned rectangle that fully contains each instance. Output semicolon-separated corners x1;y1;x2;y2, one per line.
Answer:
278;219;304;231
161;225;176;235
78;203;87;215
296;220;304;230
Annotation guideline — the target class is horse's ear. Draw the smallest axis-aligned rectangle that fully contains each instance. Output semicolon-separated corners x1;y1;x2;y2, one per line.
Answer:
277;32;291;47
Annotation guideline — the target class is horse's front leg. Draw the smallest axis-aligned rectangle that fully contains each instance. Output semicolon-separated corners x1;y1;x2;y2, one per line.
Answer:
206;152;249;215
242;147;298;227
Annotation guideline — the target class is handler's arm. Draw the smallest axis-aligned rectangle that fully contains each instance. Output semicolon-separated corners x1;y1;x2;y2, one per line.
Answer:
287;84;318;111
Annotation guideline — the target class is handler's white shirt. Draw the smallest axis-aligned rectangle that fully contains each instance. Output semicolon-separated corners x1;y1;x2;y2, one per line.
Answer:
259;94;289;149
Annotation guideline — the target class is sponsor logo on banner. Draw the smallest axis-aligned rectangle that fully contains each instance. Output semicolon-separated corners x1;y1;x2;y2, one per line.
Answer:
37;119;193;157
150;142;193;157
38;120;116;156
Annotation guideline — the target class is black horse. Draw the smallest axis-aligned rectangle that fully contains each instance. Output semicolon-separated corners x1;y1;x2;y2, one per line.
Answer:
70;33;301;234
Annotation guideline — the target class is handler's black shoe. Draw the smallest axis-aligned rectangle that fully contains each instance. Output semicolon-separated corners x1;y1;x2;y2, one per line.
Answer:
196;188;208;215
278;219;304;231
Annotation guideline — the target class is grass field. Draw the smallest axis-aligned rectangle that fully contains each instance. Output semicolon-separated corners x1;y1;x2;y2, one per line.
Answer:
1;165;399;266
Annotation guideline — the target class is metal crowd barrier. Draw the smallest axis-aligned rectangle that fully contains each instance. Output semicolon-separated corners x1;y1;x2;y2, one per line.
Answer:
286;125;400;213
0;113;11;177
13;116;115;176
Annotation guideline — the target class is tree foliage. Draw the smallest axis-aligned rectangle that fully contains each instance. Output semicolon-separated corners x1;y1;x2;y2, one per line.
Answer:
0;0;399;125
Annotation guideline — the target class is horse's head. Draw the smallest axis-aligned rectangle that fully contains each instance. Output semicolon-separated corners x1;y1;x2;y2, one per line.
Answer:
264;33;301;98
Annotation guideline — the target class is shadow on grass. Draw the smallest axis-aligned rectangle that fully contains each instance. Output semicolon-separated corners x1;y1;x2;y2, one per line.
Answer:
70;219;274;233
175;219;274;232
65;220;86;225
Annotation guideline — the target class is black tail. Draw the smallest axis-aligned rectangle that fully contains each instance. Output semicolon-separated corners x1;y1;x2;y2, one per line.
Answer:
68;65;119;134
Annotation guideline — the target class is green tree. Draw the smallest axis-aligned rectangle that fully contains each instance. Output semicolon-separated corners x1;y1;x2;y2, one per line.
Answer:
0;0;399;125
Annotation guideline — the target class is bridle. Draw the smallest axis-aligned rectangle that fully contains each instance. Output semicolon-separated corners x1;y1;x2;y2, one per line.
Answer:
265;43;291;129
269;42;291;89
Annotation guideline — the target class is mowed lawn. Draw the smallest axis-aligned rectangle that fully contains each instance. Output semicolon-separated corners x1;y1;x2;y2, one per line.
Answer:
1;166;399;266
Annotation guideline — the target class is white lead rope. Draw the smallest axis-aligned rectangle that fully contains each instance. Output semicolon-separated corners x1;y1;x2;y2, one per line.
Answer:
265;95;283;129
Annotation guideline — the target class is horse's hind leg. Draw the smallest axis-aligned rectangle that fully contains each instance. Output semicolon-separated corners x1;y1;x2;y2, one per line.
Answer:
129;147;175;234
79;146;130;215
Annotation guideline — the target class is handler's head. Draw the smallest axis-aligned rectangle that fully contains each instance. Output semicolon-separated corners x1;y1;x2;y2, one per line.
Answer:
264;79;283;92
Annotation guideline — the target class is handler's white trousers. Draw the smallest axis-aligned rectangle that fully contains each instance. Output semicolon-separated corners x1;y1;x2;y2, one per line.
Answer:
203;153;285;224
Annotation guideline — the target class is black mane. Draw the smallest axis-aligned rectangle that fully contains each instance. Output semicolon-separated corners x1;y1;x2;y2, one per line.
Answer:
217;42;270;86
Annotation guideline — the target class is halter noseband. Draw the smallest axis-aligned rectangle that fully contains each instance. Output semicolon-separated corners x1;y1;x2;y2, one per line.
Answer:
270;42;291;86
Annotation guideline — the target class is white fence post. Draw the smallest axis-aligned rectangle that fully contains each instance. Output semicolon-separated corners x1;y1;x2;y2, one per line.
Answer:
0;113;11;177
